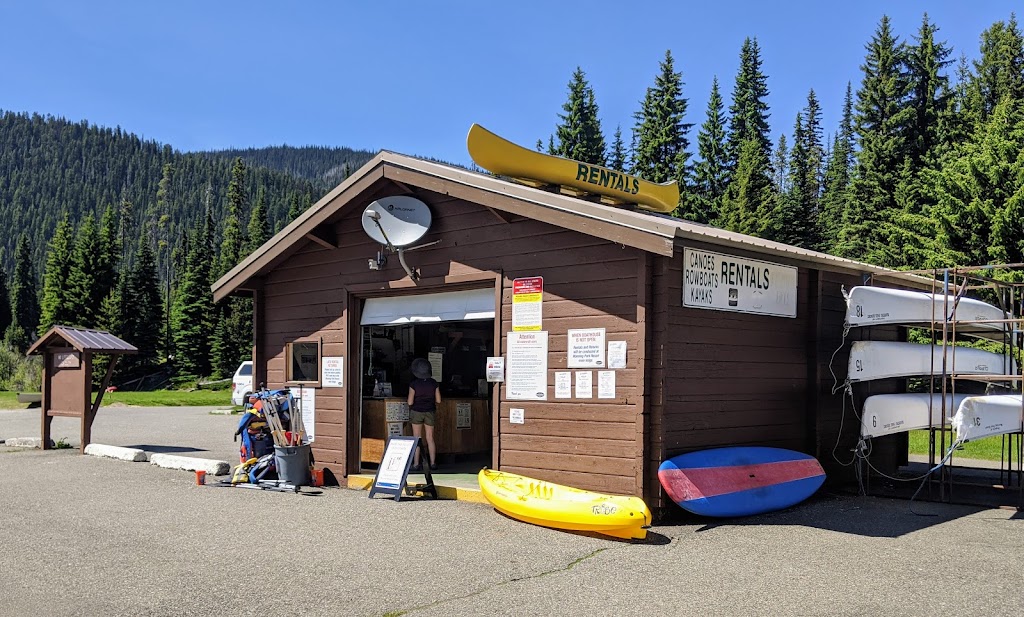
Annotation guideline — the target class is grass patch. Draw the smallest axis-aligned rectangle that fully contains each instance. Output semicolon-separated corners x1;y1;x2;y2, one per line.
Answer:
908;429;1019;462
0;389;230;409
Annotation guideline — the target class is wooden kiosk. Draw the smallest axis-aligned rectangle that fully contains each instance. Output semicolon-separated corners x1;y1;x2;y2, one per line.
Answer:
27;326;137;453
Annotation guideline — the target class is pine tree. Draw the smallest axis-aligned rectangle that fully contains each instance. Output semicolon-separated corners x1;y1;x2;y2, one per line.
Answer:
726;38;773;176
38;212;75;334
554;67;607;165
287;193;301;222
245;187;270;257
67;213;104;327
837;16;912;261
772;133;790;195
608;126;628;172
129;228;163;369
820;83;855;252
171;221;214;378
97;203;120;303
7;234;39;351
0;258;11;337
691;78;728;224
906;14;953;167
631;50;692;215
718;139;774;238
966;15;1024;124
786;90;825;248
218;158;247;279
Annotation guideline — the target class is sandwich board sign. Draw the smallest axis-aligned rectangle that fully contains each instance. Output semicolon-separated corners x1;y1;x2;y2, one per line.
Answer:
368;436;436;501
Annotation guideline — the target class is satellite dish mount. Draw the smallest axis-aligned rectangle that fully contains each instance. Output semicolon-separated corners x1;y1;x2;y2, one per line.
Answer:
361;196;436;281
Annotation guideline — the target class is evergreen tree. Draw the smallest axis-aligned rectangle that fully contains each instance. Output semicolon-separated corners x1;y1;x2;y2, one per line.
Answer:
966;15;1024;124
691;77;728;224
128;229;163;370
0;258;11;338
608;126;628;172
726;38;773;176
837;16;912;261
97;203;120;303
218;158;247;279
786;90;825;248
7;235;39;351
117;199;135;264
67;213;105;327
287;193;301;222
38;212;75;334
171;213;215;377
554;67;607;165
631;49;693;215
906;14;953;166
245;187;270;257
772;133;790;195
820;83;855;251
718;139;774;238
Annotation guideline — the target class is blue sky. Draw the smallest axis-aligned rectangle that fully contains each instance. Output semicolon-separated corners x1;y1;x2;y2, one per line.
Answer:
1;1;1014;169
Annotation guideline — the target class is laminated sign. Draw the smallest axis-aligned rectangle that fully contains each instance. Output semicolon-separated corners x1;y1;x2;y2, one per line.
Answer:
567;328;606;368
512;277;543;331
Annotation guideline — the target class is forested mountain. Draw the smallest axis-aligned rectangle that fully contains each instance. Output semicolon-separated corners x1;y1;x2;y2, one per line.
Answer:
0;111;323;277
201;145;375;187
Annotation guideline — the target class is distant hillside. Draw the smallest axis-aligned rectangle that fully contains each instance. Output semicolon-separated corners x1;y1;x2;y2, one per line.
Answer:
0;111;323;276
201;145;377;188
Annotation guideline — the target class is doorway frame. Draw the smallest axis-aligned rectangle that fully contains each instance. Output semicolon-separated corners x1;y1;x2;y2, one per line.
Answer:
344;272;503;476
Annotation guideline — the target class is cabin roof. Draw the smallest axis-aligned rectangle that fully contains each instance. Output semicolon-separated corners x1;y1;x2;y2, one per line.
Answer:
212;150;925;302
27;326;138;356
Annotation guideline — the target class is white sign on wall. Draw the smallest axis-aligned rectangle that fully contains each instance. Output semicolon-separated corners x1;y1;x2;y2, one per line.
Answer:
321;357;343;388
682;248;798;318
567;328;606;368
506;331;548;400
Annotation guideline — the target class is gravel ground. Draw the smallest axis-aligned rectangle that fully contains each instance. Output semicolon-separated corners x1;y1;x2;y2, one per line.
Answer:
1;408;1023;617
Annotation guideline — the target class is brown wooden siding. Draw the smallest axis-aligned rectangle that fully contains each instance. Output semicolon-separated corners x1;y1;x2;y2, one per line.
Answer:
255;180;645;494
647;243;814;510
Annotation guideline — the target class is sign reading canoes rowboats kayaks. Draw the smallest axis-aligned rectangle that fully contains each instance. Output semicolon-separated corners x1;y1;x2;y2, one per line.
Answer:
466;124;680;213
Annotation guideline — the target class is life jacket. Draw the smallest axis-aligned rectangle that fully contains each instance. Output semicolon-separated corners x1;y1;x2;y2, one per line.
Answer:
230;454;277;484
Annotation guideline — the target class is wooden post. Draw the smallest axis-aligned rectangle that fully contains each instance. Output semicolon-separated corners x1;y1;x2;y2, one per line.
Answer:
81;355;120;453
40;351;52;450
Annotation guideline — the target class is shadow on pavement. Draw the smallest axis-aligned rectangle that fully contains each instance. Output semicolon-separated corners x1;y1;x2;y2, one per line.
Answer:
125;444;207;454
659;492;988;539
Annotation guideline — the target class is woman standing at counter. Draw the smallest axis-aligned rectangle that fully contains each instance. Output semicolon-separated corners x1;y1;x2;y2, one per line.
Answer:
407;358;441;471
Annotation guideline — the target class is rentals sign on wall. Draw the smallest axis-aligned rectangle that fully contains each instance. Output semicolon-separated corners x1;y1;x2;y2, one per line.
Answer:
682;248;798;318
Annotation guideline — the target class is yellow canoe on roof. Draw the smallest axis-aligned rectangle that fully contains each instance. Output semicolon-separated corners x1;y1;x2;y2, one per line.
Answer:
478;468;651;540
466;123;680;214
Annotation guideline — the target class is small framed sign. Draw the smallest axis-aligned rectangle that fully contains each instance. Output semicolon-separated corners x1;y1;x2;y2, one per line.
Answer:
368;436;436;501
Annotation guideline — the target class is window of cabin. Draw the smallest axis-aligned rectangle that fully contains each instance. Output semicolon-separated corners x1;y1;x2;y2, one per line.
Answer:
286;340;321;385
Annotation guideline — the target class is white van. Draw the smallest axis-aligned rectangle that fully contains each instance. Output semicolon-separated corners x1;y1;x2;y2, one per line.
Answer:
231;361;254;406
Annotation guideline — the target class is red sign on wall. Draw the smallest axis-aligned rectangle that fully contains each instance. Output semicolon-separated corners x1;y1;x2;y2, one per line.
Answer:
512;276;543;331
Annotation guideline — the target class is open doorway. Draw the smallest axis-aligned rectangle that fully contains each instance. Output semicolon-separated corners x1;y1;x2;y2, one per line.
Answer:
357;290;495;473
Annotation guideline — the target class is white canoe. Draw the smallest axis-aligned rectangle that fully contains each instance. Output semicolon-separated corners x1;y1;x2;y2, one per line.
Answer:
848;340;1015;383
951;395;1024;442
861;393;971;439
844;286;1009;339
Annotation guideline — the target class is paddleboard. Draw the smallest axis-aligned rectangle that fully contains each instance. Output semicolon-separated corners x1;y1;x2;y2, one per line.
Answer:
658;446;825;517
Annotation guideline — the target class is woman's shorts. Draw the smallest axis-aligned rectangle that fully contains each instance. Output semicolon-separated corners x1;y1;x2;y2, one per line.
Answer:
410;410;435;426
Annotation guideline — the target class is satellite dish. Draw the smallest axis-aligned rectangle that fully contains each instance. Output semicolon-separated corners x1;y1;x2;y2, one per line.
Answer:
361;196;432;248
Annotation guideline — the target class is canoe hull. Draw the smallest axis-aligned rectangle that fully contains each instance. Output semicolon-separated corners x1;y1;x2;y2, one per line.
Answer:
658;447;825;518
848;340;1014;382
951;395;1024;442
844;286;1008;339
466;124;680;213
861;393;970;439
478;469;651;540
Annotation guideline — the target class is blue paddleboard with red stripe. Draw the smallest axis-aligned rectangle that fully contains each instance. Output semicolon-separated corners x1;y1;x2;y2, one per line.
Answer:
658;447;825;517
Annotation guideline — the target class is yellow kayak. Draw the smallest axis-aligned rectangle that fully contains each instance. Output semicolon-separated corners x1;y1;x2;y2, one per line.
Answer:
466;123;680;214
478;468;651;540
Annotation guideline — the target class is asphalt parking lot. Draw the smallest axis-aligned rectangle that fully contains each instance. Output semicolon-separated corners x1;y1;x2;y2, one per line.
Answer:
2;406;1023;617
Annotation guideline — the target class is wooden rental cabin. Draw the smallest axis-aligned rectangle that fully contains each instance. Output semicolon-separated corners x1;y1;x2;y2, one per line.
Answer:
212;151;919;512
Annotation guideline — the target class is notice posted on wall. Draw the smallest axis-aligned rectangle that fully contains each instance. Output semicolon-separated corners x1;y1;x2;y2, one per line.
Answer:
607;341;627;369
506;331;548;400
385;400;410;422
575;371;593;399
485;357;505;382
682;247;798;318
428;352;444;380
321;356;344;388
597;370;616;399
387;421;404;437
456;402;472;429
512;276;544;331
568;328;606;368
288;386;316;442
510;408;525;424
554;372;572;399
